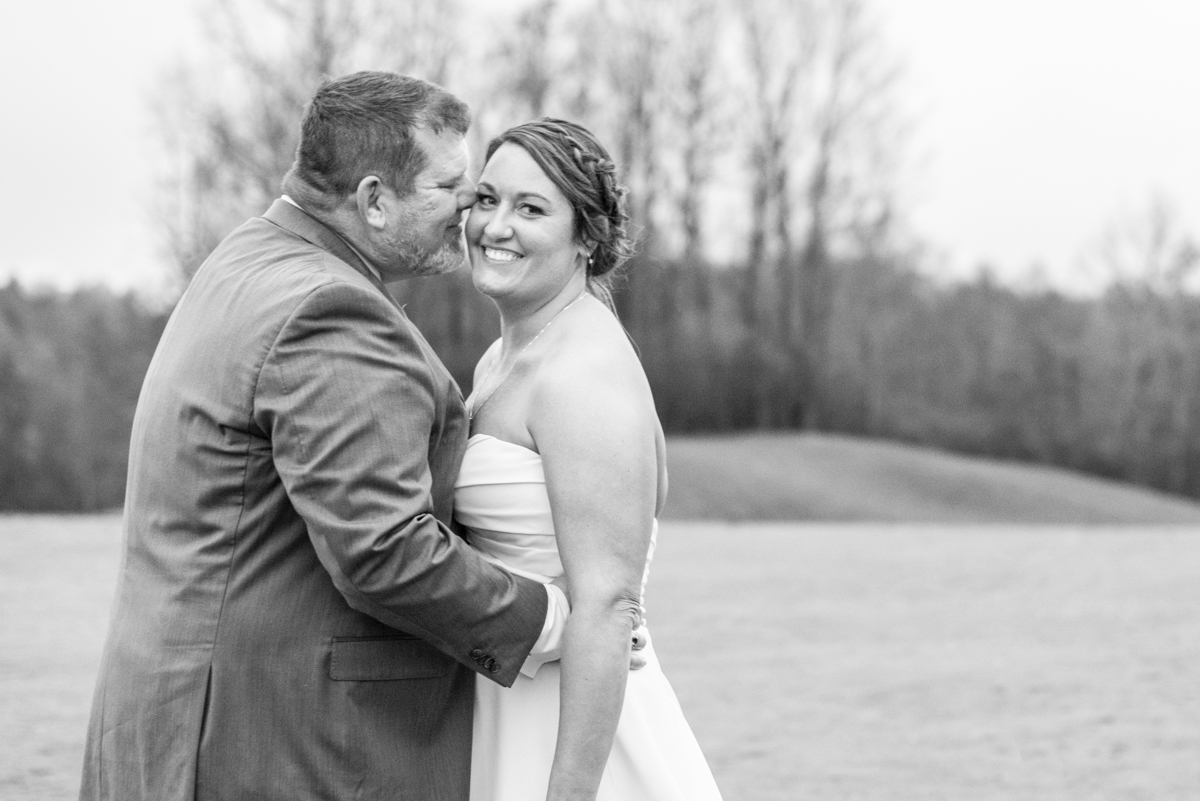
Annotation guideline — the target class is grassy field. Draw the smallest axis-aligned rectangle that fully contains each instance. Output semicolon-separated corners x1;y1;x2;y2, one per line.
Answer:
648;522;1200;800
664;433;1200;524
0;516;121;801
3;435;1200;799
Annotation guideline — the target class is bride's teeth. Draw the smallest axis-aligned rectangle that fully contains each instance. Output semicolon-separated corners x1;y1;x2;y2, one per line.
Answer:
484;247;521;263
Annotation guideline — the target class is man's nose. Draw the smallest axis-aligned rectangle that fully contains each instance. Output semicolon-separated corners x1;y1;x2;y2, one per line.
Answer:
456;180;477;212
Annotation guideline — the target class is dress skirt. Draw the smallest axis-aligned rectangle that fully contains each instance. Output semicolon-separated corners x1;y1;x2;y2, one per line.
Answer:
470;642;723;801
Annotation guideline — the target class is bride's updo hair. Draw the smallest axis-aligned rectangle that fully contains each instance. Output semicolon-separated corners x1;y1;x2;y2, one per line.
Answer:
485;118;634;305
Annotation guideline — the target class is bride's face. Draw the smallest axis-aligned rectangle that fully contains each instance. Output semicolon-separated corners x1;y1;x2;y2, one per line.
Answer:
466;142;587;304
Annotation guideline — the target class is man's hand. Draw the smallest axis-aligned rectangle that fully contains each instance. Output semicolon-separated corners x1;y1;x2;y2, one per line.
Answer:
630;622;649;671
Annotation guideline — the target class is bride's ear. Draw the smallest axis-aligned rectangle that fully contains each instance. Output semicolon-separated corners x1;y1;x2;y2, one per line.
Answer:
579;239;597;264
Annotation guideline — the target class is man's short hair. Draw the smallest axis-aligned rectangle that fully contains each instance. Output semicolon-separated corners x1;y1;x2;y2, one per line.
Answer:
283;71;470;204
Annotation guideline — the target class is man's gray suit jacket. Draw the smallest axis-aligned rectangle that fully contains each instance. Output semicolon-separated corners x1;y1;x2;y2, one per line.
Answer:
79;200;548;801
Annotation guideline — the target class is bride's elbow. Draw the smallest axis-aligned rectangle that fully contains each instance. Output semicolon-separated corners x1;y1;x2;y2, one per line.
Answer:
573;586;643;629
612;592;643;629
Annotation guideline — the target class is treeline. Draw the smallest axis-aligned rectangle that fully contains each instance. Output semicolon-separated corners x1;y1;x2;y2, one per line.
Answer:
3;256;1198;511
619;256;1200;499
0;282;168;510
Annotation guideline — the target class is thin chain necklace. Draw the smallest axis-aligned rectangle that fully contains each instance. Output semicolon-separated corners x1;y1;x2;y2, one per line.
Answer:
468;290;589;421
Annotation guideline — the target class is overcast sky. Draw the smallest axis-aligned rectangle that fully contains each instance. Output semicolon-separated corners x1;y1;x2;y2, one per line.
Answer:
1;0;1197;297
879;0;1200;290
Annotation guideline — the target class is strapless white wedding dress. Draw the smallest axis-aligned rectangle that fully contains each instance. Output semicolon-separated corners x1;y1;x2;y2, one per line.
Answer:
455;434;724;801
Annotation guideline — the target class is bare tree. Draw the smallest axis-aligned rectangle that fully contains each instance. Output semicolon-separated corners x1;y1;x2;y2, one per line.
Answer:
738;0;814;333
593;0;672;253
793;0;902;425
1087;193;1200;296
488;0;559;121
662;0;728;264
153;0;359;279
374;0;463;85
1081;195;1200;492
734;0;904;426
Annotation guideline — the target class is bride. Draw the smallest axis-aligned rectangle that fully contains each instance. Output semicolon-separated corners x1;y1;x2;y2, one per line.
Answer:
455;118;724;801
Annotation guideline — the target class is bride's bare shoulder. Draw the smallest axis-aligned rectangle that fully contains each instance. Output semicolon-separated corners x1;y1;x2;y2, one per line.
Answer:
530;302;656;438
546;302;644;384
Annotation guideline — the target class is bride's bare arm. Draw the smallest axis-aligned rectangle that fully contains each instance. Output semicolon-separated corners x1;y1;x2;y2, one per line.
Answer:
531;340;658;801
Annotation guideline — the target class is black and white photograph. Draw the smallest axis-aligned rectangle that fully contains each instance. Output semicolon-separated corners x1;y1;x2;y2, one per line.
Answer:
1;1;1199;799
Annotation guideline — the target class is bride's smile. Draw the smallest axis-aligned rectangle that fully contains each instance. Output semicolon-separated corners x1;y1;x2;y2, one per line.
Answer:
482;246;523;263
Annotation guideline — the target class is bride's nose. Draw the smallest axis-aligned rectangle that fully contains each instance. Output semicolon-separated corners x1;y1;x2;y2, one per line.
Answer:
483;209;514;240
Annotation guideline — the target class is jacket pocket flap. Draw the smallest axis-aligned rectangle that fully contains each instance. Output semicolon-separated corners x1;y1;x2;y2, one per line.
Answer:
329;636;451;681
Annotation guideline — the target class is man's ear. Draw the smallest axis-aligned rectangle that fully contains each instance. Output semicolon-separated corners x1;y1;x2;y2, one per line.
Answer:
355;176;387;230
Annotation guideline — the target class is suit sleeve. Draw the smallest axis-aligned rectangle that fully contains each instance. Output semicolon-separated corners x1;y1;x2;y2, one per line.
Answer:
253;278;547;687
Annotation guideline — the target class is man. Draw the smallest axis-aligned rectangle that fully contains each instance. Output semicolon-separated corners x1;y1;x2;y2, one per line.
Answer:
80;71;567;800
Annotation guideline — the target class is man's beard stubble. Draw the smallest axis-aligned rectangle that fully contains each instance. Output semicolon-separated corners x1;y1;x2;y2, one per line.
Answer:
422;236;468;277
398;228;467;278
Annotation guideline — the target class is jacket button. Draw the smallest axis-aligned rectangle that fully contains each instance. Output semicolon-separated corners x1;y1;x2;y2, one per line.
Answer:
488;662;500;673
470;649;483;660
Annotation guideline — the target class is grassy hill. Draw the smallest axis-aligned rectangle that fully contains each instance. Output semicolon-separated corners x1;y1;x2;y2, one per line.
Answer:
663;432;1200;524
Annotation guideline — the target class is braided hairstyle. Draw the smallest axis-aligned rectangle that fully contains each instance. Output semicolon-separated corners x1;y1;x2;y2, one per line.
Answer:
484;118;634;306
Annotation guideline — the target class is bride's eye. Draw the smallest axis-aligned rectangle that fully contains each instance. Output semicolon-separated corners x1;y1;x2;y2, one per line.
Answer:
475;192;498;208
519;202;545;216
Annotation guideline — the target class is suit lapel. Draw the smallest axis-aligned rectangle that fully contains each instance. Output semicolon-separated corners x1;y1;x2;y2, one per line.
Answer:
261;198;405;316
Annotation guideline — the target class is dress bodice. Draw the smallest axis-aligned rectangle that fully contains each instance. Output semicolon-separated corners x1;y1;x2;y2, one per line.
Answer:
454;434;656;594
